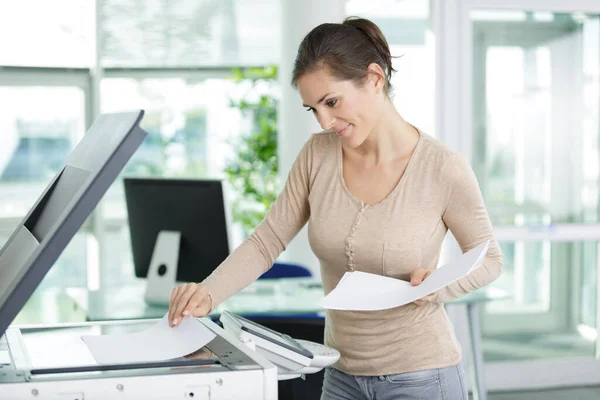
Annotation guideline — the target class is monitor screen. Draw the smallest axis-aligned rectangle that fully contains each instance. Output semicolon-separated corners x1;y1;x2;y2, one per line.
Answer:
123;178;230;284
0;110;148;337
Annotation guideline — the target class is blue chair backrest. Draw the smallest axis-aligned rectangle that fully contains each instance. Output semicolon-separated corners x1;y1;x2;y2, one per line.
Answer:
259;262;312;279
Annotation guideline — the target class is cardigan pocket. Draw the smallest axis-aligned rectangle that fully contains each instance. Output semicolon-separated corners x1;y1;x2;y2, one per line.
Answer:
382;242;423;280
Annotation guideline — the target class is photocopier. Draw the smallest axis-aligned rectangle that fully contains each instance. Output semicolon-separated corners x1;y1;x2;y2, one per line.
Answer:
0;110;339;399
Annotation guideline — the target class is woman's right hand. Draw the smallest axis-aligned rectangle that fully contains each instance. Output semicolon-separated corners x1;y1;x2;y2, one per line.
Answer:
168;282;213;327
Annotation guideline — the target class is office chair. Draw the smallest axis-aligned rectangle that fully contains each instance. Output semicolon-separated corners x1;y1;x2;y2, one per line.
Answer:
258;262;312;279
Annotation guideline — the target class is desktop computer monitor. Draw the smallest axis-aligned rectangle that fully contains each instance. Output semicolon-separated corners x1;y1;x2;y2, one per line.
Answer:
0;110;148;337
123;177;231;305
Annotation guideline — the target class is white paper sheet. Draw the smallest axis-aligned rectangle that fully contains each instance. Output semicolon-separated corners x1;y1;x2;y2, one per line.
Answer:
81;314;216;364
319;240;490;311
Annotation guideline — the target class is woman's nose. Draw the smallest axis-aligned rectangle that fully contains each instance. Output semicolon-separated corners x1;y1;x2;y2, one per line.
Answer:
318;114;335;130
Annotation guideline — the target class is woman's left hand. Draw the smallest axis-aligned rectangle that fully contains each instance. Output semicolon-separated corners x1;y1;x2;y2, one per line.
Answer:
410;267;436;306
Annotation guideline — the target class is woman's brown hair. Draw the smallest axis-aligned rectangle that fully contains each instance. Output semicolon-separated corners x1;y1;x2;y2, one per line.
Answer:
292;16;397;96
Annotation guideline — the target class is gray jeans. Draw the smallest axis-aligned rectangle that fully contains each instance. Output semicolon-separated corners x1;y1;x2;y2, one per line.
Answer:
320;364;468;400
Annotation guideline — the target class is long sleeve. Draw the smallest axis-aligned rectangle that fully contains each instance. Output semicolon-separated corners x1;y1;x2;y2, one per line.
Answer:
435;152;503;302
200;135;314;308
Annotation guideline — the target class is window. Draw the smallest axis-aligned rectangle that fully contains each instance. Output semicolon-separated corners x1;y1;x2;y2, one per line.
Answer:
100;0;280;67
0;86;86;219
467;9;600;362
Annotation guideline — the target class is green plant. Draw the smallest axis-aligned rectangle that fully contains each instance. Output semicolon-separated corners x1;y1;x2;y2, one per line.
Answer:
224;66;279;237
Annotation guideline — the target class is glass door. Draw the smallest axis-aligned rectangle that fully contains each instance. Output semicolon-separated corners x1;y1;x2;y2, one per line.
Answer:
434;0;600;391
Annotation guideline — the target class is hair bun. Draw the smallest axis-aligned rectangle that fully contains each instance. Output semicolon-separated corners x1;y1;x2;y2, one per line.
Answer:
342;17;396;81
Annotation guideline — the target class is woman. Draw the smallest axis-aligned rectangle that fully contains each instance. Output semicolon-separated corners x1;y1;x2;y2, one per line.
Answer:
168;16;502;400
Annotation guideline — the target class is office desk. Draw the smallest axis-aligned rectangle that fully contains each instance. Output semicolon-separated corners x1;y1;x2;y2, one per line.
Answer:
65;278;507;400
65;278;326;321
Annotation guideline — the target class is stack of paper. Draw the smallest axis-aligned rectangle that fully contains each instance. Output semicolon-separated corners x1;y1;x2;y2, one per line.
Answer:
81;314;216;364
319;240;490;311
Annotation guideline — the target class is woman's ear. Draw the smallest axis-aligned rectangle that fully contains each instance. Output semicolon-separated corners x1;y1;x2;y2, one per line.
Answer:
367;63;386;94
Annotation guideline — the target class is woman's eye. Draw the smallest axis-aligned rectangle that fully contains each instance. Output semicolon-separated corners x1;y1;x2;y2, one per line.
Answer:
326;99;337;107
305;107;315;113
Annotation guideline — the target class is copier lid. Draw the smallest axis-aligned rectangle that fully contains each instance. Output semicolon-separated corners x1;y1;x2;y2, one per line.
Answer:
0;110;148;337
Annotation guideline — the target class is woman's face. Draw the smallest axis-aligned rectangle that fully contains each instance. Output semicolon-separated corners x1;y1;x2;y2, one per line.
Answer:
297;67;384;148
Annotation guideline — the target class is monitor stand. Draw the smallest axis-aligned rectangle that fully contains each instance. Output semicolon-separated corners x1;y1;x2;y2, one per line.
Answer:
144;230;181;306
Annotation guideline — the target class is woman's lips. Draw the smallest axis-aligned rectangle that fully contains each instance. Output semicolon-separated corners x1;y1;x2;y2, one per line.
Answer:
336;125;350;136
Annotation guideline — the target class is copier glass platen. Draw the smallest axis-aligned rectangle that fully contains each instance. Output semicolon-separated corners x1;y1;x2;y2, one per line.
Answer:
0;318;277;399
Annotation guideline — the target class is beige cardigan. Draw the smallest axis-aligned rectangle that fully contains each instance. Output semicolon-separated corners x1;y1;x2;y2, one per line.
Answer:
202;130;503;376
